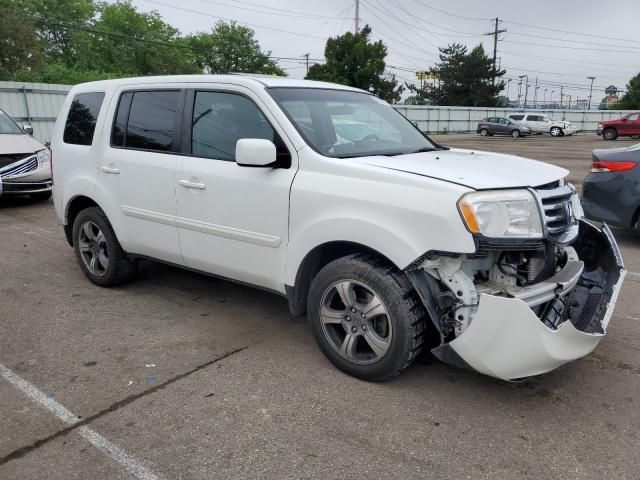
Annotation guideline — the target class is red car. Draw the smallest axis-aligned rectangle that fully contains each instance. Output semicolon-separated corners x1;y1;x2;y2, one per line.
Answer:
596;112;640;140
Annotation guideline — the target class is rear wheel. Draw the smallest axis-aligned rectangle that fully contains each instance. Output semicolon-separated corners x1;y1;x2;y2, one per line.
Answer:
72;207;136;286
307;253;428;381
550;126;563;137
479;128;489;136
511;129;521;138
603;128;617;140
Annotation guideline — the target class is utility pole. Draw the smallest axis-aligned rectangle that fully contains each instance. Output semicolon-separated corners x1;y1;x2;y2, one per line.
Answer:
355;0;360;33
485;18;506;85
522;76;529;108
304;53;309;75
505;78;512;101
533;78;539;107
518;75;526;107
551;90;555;107
560;85;564;108
543;88;548;106
587;76;596;110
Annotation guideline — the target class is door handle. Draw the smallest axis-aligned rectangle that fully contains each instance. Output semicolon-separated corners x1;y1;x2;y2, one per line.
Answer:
101;166;120;174
179;179;206;190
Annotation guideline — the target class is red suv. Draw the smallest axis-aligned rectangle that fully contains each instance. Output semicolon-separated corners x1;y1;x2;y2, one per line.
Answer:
597;113;640;140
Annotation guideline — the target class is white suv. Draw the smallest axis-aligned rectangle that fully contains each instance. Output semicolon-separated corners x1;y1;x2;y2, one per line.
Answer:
52;76;625;381
508;113;578;136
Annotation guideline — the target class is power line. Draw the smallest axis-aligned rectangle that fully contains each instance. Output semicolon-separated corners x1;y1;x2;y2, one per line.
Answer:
192;0;350;20
410;0;491;22
141;0;327;39
502;19;640;45
502;38;640;54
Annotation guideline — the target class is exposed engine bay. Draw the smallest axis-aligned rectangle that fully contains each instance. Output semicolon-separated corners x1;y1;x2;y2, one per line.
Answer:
406;220;624;369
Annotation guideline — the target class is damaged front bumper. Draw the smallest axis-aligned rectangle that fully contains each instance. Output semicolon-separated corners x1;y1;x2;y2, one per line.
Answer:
408;220;626;381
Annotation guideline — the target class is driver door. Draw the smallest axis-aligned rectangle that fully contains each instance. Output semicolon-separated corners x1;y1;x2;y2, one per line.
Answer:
175;87;297;292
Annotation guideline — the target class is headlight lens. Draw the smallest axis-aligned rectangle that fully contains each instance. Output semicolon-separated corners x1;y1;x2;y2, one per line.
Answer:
458;189;543;238
598;123;604;129
36;148;50;165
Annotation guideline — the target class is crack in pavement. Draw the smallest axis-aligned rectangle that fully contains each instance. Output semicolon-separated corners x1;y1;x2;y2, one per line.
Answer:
0;346;247;466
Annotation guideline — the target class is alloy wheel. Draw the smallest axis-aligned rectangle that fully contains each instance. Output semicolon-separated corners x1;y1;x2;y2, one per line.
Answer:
78;221;109;276
319;280;392;365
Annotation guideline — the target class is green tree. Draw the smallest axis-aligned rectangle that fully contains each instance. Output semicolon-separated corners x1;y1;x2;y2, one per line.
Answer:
0;0;44;80
306;26;403;103
408;43;505;107
22;0;95;63
187;21;284;75
81;1;198;76
617;73;640;109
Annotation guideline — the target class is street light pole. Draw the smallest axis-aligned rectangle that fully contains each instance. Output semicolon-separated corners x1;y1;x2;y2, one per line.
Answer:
519;75;527;108
587;76;596;110
551;90;555;107
505;78;512;101
543;88;548;105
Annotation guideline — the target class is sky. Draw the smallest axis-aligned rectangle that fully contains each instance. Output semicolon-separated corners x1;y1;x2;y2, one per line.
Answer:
124;0;640;104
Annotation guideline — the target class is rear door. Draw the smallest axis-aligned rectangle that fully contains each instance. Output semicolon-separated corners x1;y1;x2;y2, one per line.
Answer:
99;87;184;265
525;115;544;133
175;86;297;292
623;113;640;135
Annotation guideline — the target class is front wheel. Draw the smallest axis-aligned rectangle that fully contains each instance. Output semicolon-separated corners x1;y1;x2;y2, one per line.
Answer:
72;207;136;286
479;128;489;136
307;254;428;381
550;126;563;137
511;129;521;138
603;128;617;140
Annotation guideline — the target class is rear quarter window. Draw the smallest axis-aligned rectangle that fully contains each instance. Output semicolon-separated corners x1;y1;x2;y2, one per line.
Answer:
510;115;524;121
63;92;105;145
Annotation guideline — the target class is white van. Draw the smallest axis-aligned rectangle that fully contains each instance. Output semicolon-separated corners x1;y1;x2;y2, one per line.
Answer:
51;75;624;381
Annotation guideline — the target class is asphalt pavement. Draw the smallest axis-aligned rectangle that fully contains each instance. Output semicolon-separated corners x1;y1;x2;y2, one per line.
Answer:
1;133;639;479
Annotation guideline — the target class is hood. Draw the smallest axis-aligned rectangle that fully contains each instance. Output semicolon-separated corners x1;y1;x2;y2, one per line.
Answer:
352;148;568;190
0;133;45;155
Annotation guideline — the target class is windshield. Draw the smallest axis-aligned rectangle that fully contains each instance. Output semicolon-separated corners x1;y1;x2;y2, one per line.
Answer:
0;110;23;134
268;88;437;158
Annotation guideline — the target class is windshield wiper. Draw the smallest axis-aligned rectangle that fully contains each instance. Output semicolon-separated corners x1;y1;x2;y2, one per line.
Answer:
408;147;439;154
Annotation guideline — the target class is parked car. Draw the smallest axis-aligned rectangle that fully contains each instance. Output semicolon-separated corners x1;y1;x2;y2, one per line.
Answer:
507;113;577;136
52;76;625;382
596;113;640;140
0;108;52;201
477;117;531;137
582;143;640;230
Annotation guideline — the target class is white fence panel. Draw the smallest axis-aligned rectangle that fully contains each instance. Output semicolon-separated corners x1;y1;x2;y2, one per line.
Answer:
0;81;71;143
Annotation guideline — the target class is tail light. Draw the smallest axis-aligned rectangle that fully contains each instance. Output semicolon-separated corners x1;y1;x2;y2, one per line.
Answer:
591;160;637;172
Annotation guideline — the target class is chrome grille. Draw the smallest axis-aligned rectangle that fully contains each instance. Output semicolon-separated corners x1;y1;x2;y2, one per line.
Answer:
535;184;577;240
0;155;38;178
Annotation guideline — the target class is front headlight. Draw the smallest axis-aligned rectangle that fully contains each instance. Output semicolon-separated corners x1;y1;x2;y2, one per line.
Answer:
458;189;543;238
36;149;50;165
598;123;604;129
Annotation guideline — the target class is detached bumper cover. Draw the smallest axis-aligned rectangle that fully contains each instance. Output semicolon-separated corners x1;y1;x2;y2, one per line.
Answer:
425;221;625;380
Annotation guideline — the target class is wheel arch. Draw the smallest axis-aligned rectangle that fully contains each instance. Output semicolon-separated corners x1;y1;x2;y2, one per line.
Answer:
285;241;398;316
63;195;103;246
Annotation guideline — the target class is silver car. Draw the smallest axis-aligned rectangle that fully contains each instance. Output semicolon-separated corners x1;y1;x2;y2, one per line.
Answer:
0;109;52;201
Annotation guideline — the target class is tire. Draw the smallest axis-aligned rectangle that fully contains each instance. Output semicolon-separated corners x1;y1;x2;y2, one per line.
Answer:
479;128;489;136
307;253;428;381
72;207;136;286
511;129;521;138
603;128;617;140
550;127;563;137
29;191;52;202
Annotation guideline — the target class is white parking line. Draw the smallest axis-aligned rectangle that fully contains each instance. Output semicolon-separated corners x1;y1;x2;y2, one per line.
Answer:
0;363;161;480
627;271;640;278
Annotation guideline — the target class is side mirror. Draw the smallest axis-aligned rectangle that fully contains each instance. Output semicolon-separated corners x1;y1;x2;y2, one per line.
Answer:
236;138;276;167
23;124;34;135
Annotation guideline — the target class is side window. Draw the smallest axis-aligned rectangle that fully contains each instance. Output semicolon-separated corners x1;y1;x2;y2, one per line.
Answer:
486;117;495;123
510;115;524;121
111;90;180;151
125;91;180;151
63;92;105;145
499;118;509;124
628;114;639;121
191;91;289;165
526;115;538;121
